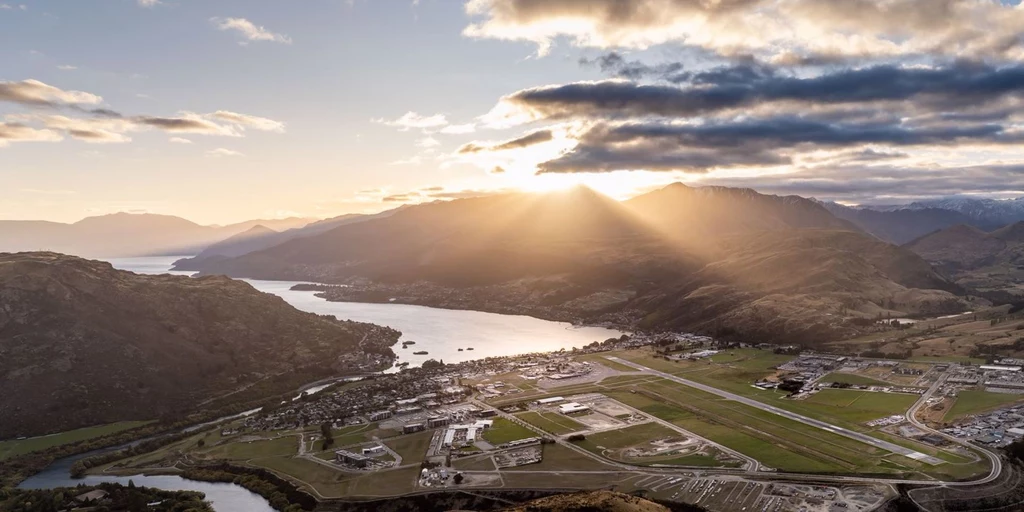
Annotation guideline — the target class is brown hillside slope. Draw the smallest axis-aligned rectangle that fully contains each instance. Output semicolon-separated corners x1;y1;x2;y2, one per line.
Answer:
497;491;670;512
0;252;398;438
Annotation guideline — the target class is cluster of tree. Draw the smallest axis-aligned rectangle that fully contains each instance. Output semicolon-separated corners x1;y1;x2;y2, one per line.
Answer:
566;434;586;442
182;464;316;512
0;482;212;512
421;359;445;370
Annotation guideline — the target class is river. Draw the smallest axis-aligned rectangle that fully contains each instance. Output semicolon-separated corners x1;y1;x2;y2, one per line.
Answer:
19;256;624;510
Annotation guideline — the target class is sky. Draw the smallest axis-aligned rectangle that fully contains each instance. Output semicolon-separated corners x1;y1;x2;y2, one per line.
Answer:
5;0;1024;224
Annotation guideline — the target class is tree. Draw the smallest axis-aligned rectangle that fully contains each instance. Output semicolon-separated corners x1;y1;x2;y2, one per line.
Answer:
320;422;334;449
453;473;464;485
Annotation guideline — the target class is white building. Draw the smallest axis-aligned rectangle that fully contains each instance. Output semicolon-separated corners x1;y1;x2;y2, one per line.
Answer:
537;396;565;405
558;402;590;415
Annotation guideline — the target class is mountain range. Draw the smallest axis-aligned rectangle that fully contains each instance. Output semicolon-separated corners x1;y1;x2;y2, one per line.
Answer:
825;197;1024;244
179;184;966;344
0;213;314;258
904;222;1024;295
0;252;399;438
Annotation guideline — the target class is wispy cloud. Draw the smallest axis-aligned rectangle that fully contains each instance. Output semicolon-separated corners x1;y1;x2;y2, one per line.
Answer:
211;17;292;45
373;111;448;131
168;137;193;144
206;147;244;157
0;79;102;106
137;0;161;7
56;65;78;71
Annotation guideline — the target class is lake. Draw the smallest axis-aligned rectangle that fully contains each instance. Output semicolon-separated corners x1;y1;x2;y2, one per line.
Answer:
108;256;626;368
16;256;625;510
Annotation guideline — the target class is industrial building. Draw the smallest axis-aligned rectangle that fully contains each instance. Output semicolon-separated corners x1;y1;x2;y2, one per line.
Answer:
403;423;426;434
361;445;386;456
335;450;369;468
558;402;590;415
536;396;565;405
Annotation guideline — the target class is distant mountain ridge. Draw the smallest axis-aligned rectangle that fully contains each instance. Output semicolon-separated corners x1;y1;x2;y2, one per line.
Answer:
184;183;965;344
0;213;315;258
172;207;404;270
826;196;1024;244
905;221;1024;294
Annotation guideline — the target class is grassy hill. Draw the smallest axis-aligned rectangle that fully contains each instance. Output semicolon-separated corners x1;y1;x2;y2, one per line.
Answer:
0;252;399;438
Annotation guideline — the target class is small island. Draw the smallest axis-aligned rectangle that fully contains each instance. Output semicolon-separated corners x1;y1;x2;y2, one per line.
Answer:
413;350;428;355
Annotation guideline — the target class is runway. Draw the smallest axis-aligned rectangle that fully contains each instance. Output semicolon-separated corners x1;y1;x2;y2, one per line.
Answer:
605;356;944;465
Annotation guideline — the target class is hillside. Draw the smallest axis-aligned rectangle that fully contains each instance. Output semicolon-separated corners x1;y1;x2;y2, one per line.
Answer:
906;222;1024;293
0;252;399;438
186;184;964;343
172;208;403;271
823;202;982;244
497;491;673;512
0;213;313;258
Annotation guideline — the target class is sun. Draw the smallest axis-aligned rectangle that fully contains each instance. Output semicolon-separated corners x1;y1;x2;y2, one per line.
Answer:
514;173;591;193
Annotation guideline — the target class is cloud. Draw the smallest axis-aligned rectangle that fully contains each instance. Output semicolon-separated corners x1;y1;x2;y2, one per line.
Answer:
168;137;193;144
534;117;1020;174
211;17;292;44
374;111;449;131
0;79;102;106
206;148;244;157
464;0;1024;62
211;110;286;132
136;114;239;135
0;122;63;146
490;63;1024;126
3;108;284;148
458;129;553;154
700;161;1024;205
416;136;441;148
137;0;161;6
56;65;78;71
440;123;476;134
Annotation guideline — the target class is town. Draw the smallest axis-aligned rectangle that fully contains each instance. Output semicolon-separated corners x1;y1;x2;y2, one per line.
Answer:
85;329;1023;512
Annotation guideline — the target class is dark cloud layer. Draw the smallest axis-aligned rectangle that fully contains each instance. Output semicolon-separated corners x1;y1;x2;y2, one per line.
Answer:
536;117;1018;174
458;129;553;154
503;62;1024;123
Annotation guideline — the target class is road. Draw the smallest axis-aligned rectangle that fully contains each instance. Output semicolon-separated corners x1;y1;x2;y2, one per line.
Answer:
902;368;1005;511
605;356;944;465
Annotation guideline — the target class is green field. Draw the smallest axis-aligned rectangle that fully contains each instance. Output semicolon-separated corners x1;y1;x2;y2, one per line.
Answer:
574;422;679;452
203;435;299;460
386;430;433;464
481;418;537;445
607;378;929;474
0;421;153;461
799;389;919;423
516;411;585;435
502;443;613;472
821;373;897;387
946;390;1024;420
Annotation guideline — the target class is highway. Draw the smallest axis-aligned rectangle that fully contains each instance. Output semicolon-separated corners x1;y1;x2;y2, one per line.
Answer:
605;356;945;464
